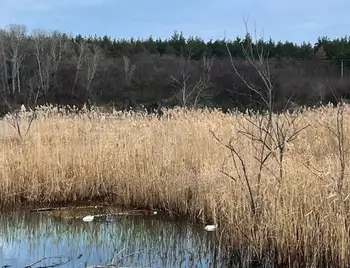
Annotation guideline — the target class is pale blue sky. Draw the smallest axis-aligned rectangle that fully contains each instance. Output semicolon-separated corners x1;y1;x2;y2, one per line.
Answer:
0;0;348;45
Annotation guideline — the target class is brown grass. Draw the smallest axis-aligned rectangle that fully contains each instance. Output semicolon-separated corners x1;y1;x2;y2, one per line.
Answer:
1;104;350;266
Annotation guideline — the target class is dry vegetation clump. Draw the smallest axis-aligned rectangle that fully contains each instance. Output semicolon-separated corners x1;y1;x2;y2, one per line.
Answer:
1;104;350;266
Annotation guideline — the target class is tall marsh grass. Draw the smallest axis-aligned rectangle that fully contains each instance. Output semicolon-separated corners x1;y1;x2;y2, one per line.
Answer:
1;104;350;266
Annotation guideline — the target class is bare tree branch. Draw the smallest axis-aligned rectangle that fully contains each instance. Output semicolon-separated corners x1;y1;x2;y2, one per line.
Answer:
169;54;214;108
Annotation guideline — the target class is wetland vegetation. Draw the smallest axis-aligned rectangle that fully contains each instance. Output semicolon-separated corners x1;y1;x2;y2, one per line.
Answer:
1;104;350;267
1;23;350;267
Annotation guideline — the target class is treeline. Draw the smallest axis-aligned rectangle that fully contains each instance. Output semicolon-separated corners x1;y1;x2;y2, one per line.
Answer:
84;31;350;62
0;24;350;116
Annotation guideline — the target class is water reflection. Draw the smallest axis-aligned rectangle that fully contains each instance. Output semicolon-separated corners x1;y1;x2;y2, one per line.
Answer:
0;211;222;267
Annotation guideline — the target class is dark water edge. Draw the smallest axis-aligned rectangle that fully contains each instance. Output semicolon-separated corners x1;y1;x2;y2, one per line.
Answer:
0;209;229;268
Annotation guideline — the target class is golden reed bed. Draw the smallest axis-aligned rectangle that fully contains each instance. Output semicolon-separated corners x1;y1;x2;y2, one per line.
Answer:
1;104;350;266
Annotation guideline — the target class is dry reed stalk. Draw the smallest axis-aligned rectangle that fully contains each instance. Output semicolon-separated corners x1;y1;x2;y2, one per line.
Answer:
0;104;350;266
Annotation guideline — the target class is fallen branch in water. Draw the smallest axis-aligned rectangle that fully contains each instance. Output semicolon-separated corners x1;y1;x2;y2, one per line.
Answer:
24;256;71;268
29;205;105;212
80;247;160;268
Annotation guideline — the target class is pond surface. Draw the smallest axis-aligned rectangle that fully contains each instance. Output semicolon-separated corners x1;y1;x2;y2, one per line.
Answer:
0;207;224;268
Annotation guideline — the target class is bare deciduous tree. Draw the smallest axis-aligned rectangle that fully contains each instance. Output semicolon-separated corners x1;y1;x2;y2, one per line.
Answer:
32;29;65;97
123;55;136;88
85;43;101;98
71;39;86;95
6;24;29;95
212;20;309;218
0;30;10;94
169;54;214;108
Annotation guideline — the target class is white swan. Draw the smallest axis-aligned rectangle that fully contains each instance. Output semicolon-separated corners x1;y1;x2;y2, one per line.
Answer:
82;215;94;222
205;224;218;231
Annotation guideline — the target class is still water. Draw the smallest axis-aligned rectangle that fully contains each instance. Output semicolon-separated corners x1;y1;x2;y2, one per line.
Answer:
0;209;223;268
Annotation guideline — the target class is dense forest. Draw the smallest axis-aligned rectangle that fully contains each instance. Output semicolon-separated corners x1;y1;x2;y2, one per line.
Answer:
1;24;350;115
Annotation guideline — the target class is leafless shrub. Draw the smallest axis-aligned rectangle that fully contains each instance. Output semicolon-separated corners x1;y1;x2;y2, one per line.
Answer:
212;20;309;220
2;103;35;141
305;82;348;196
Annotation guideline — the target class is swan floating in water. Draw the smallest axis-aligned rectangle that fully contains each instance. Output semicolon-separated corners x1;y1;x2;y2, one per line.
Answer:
82;215;94;222
205;224;218;231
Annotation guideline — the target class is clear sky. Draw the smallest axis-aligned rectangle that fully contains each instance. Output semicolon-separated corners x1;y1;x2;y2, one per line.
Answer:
0;0;349;45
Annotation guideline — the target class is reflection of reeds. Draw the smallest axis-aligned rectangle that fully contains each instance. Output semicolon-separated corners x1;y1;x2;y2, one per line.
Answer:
2;105;350;266
0;212;217;267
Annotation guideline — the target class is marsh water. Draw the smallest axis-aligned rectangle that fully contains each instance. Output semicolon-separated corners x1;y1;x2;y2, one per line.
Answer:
0;207;223;268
